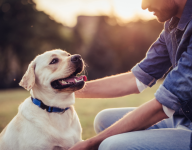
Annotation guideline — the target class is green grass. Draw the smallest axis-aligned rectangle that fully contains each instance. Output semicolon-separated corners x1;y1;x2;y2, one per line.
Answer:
0;80;163;140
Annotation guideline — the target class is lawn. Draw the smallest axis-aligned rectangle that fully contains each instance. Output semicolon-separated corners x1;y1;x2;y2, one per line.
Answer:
0;80;163;140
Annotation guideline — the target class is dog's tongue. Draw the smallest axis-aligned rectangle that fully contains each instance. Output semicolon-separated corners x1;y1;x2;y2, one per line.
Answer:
65;75;87;83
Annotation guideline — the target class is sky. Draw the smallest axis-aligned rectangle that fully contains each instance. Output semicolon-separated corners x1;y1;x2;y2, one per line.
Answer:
34;0;156;27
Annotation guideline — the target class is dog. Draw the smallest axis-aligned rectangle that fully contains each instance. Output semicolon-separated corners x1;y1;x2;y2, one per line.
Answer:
0;49;87;150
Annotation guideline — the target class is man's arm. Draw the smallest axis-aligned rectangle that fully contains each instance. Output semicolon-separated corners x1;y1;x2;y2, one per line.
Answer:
75;72;140;98
69;98;168;150
155;31;192;121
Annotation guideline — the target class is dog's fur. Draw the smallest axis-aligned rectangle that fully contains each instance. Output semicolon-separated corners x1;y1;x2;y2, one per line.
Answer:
0;49;85;150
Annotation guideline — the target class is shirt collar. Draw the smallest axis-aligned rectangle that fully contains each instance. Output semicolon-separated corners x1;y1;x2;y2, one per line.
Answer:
177;0;192;31
169;17;180;31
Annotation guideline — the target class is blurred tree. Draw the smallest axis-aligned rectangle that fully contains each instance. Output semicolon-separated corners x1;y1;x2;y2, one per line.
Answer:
75;16;163;80
0;0;81;88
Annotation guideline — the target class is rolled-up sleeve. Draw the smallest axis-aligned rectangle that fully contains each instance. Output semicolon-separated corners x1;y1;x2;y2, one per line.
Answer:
155;35;192;118
131;30;172;87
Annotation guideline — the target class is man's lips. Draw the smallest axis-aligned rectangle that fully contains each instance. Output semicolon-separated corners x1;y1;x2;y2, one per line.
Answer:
148;8;158;15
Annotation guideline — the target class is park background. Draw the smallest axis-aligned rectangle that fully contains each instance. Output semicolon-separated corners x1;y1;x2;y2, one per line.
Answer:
0;0;164;139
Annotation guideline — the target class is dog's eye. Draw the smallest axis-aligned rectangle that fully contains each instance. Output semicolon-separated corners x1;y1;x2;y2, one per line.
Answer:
50;58;59;65
68;53;71;56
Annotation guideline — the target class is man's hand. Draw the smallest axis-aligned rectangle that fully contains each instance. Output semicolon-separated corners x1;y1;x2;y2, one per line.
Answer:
69;139;99;150
69;141;88;150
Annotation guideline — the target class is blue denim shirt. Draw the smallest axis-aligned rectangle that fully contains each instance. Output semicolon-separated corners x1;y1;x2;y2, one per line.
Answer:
131;0;192;121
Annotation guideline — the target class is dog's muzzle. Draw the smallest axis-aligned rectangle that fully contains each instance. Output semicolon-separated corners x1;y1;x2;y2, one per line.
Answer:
51;54;87;90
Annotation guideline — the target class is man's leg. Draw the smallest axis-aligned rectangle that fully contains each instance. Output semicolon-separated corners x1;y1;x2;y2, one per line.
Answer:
94;107;136;133
98;128;191;150
94;107;192;132
94;108;192;150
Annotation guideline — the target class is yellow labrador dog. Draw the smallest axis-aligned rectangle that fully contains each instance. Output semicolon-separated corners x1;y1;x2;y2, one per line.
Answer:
0;49;87;150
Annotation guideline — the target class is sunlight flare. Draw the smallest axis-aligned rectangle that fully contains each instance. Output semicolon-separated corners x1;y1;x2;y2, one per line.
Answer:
34;0;155;27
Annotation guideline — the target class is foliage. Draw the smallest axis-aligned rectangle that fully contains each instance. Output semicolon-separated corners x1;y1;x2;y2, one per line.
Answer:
0;0;81;88
80;17;163;79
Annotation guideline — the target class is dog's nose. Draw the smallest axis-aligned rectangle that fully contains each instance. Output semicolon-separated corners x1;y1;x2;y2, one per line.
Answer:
71;54;82;63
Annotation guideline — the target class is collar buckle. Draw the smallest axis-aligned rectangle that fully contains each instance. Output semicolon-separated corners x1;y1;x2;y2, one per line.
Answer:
31;97;69;114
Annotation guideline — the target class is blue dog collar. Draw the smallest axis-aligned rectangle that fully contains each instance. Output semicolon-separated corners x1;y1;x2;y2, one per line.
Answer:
31;97;69;113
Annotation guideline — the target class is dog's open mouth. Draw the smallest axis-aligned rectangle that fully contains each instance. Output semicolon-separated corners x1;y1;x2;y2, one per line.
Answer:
51;71;87;89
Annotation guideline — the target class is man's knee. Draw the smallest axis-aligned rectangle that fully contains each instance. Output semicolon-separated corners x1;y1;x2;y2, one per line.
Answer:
98;133;144;150
94;108;135;134
98;136;117;150
94;109;109;134
98;135;132;150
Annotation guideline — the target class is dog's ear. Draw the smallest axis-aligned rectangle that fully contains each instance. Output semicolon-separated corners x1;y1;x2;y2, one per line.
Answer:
19;61;36;91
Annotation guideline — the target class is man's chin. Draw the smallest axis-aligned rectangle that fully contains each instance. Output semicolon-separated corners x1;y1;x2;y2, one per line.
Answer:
156;17;167;23
155;11;178;23
156;15;171;23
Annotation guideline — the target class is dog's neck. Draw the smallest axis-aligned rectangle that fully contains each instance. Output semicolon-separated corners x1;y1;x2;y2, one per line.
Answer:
30;85;75;109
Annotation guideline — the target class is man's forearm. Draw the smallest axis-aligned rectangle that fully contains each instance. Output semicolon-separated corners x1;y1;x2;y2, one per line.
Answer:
85;98;168;149
75;72;139;98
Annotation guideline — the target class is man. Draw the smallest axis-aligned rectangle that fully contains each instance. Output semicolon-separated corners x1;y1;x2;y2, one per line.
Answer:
70;0;192;149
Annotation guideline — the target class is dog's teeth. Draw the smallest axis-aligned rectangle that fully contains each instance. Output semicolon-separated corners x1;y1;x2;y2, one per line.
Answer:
74;79;77;83
61;80;67;84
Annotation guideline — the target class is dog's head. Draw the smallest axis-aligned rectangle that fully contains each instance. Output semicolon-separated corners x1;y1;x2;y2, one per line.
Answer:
19;49;86;103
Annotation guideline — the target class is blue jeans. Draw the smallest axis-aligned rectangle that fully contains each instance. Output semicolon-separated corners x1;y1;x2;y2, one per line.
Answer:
94;108;192;150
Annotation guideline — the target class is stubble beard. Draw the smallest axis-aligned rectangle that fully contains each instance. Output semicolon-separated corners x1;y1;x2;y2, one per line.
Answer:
155;4;179;23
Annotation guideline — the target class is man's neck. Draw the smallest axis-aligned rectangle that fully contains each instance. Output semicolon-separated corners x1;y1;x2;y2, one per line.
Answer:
175;0;187;18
